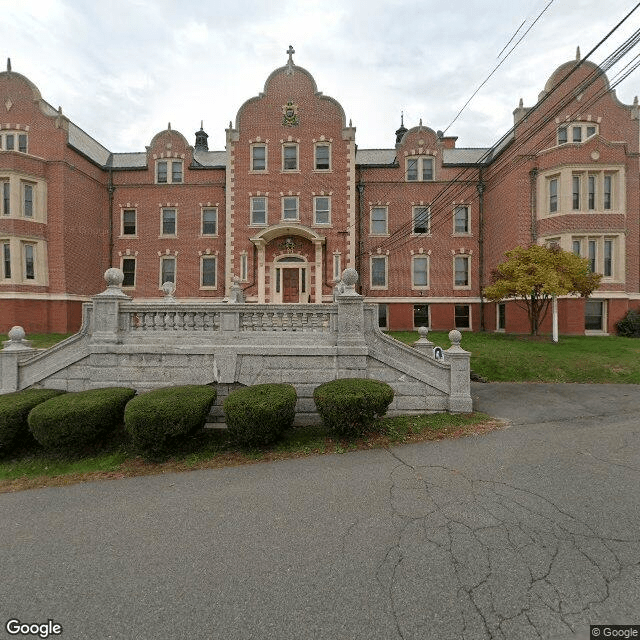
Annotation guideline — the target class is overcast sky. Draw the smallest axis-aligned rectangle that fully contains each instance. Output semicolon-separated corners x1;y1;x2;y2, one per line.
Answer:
2;0;639;153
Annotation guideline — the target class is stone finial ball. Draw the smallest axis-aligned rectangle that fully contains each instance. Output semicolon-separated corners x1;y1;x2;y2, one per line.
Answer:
8;325;26;342
418;326;429;338
448;329;462;345
341;268;359;286
104;268;125;287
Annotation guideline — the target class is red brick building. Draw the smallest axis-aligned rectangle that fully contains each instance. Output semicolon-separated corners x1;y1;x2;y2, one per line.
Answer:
1;49;638;335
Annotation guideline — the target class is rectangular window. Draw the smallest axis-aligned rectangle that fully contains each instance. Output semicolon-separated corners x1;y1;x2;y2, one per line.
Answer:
412;256;428;287
315;144;330;170
18;134;27;153
549;178;558;213
378;304;388;329
2;182;9;215
454;205;469;234
572;126;582;143
413;304;429;329
24;244;35;280
202;256;217;287
371;256;387;288
122;258;136;287
558;127;567;144
314;196;330;225
406;158;418;181
2;242;10;278
282;196;298;220
5;134;14;151
122;209;136;235
497;303;506;331
572;175;580;210
333;253;342;281
604;239;613;277
588;176;596;210
171;161;183;183
604;175;612;210
160;257;175;285
371;207;387;235
585;300;604;331
454;256;470;287
572;239;581;255
586;125;596;138
202;208;217;235
157;160;168;184
283;145;298;171
455;305;471;329
251;197;267;225
162;208;176;235
252;145;266;171
413;206;430;234
588;240;597;273
23;183;33;218
240;253;248;281
422;158;434;181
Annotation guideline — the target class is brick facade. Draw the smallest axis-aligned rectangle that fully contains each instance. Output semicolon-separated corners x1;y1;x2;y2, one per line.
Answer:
1;51;638;335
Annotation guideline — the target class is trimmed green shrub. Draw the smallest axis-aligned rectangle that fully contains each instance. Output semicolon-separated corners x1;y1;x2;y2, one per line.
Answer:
313;378;394;436
28;387;136;453
124;385;217;457
616;308;640;337
0;389;66;454
223;383;297;447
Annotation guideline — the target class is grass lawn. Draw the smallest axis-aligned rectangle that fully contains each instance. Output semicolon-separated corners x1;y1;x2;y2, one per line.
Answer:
0;412;498;493
0;333;74;349
389;331;640;384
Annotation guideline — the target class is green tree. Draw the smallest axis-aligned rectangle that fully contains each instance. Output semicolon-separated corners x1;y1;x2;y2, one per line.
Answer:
484;244;601;336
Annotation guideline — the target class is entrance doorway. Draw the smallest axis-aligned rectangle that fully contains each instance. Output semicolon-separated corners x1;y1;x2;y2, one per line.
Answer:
282;268;299;302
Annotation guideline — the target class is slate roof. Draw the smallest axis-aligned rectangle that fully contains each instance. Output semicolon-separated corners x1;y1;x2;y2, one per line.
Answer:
356;149;397;166
68;122;111;166
442;148;491;165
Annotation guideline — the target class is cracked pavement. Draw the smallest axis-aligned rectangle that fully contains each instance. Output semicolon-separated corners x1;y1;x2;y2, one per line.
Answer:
1;383;639;639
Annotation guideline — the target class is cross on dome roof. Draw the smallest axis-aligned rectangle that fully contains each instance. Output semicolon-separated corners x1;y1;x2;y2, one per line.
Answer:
286;45;295;74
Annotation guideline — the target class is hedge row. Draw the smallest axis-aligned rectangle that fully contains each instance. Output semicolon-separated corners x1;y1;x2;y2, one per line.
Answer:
1;377;395;457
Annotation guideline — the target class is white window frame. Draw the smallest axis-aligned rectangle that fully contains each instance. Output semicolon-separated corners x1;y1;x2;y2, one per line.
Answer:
121;257;136;288
454;304;472;330
1;240;11;279
333;252;342;281
412;206;430;235
23;242;35;281
240;253;248;282
370;255;388;289
22;181;34;218
411;255;429;289
282;144;299;172
585;299;607;334
282;196;299;221
121;208;137;237
406;157;435;182
159;256;176;288
453;205;470;235
313;196;331;225
161;207;177;236
370;206;388;236
0;131;28;153
250;197;267;226
1;180;10;216
549;177;559;214
201;207;218;236
251;144;267;172
200;255;217;289
156;159;183;184
314;143;331;171
453;255;471;289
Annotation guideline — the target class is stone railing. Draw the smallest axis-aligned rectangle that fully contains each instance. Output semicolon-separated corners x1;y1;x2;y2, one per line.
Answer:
1;267;473;414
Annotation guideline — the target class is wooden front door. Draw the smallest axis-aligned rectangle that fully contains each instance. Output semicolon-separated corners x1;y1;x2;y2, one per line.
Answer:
282;268;299;302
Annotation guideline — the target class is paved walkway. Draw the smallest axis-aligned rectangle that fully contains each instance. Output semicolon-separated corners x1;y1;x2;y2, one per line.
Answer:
1;384;639;639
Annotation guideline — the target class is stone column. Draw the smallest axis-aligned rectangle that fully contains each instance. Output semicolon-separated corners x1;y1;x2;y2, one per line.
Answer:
91;268;131;344
445;330;473;412
255;238;266;303
0;326;35;393
313;239;323;303
336;268;367;377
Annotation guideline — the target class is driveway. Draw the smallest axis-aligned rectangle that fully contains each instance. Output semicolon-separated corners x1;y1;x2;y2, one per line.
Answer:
1;384;639;639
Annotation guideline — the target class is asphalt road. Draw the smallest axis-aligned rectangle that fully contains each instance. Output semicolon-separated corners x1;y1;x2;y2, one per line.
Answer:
1;383;639;640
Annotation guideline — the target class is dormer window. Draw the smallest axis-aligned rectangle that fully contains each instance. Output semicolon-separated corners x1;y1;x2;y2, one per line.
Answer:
156;159;183;184
0;131;28;153
557;123;598;146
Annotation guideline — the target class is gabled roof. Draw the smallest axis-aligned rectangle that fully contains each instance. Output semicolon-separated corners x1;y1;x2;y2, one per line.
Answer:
68;122;111;166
